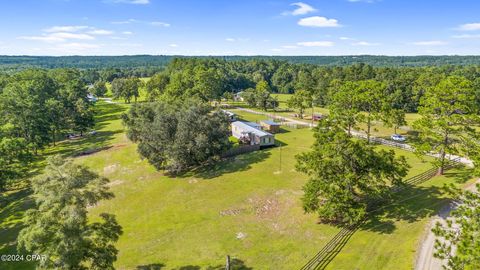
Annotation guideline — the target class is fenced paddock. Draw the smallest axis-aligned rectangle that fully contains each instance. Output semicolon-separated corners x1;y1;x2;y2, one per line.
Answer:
300;157;462;270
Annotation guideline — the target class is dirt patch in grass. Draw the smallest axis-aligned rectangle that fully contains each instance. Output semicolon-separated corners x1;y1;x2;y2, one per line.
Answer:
107;180;124;187
104;163;120;174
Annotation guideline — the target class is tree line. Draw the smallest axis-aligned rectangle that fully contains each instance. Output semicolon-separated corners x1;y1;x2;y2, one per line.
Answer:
0;69;95;190
142;58;480;114
5;55;480;70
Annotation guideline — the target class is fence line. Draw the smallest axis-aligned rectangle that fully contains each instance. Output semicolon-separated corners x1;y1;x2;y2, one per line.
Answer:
221;144;260;158
300;157;461;270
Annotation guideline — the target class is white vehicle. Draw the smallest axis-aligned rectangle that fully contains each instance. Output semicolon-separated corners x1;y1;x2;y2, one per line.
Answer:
391;134;406;142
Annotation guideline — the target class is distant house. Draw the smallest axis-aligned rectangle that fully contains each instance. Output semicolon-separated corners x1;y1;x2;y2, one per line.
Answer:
87;93;98;102
231;121;275;147
234;91;245;102
260;120;281;133
221;110;237;122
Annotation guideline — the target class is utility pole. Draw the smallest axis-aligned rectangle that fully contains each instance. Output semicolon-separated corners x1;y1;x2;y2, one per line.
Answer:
225;255;231;270
279;143;282;172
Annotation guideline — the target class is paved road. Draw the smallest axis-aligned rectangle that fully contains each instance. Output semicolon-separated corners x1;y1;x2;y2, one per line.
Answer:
414;179;479;270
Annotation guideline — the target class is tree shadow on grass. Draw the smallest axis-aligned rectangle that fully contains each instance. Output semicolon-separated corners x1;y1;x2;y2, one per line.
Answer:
44;130;122;158
442;168;474;185
0;189;35;270
360;185;448;234
136;263;166;270
137;258;252;270
178;150;271;180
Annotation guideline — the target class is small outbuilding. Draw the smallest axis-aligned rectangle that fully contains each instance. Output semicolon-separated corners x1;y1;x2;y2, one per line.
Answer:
231;121;275;147
260;120;281;133
221;110;237;122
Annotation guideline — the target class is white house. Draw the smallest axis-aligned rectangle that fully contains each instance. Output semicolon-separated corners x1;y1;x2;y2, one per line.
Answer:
231;121;275;147
234;91;245;102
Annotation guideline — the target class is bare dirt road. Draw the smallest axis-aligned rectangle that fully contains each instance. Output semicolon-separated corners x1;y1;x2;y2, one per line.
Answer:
414;179;479;270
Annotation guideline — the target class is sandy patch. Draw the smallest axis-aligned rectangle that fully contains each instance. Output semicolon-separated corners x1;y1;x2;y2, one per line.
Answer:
103;163;120;174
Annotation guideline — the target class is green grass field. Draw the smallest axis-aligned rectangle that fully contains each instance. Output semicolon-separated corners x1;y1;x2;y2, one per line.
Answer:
0;98;476;270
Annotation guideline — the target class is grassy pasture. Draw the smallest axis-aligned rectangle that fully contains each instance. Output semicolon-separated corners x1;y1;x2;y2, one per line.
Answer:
0;99;475;270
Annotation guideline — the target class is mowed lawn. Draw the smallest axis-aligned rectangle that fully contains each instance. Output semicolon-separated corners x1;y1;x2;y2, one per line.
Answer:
0;100;474;270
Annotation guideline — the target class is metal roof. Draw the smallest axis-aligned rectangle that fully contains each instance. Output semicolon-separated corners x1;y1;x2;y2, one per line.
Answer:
232;121;272;137
261;120;280;126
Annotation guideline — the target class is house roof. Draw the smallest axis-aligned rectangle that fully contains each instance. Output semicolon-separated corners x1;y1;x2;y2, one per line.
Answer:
245;122;262;128
232;121;272;137
261;120;280;126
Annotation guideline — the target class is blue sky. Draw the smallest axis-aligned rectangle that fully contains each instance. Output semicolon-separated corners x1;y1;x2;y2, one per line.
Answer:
0;0;479;56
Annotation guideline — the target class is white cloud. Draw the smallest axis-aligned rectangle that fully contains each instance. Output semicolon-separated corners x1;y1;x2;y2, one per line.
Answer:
298;16;341;28
340;37;354;40
111;19;170;27
352;41;380;46
225;37;250;42
169;44;178;47
87;29;114;35
457;23;480;31
111;19;138;24
452;34;480;39
297;41;335;47
282;45;298;49
105;0;150;4
18;35;65;43
50;32;95;40
411;40;447;46
283;2;317;16
122;31;133;35
19;32;95;43
150;21;170;27
44;25;88;33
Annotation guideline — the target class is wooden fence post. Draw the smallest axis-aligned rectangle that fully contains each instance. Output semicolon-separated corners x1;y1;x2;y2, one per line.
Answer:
225;255;231;270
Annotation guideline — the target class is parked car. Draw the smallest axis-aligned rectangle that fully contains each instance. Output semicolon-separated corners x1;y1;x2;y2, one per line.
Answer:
391;134;406;142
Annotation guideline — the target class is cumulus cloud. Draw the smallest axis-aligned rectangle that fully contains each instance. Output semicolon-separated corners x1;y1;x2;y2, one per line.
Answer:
169;44;179;47
87;29;114;35
112;19;170;27
282;45;299;49
457;23;480;31
283;2;317;16
298;16;341;28
150;21;170;27
225;38;250;42
297;41;335;47
352;41;380;46
44;25;89;33
111;19;138;25
452;34;480;39
19;32;95;43
411;40;447;46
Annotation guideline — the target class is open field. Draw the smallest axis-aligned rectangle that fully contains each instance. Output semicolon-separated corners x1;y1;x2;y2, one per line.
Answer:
0;100;475;270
